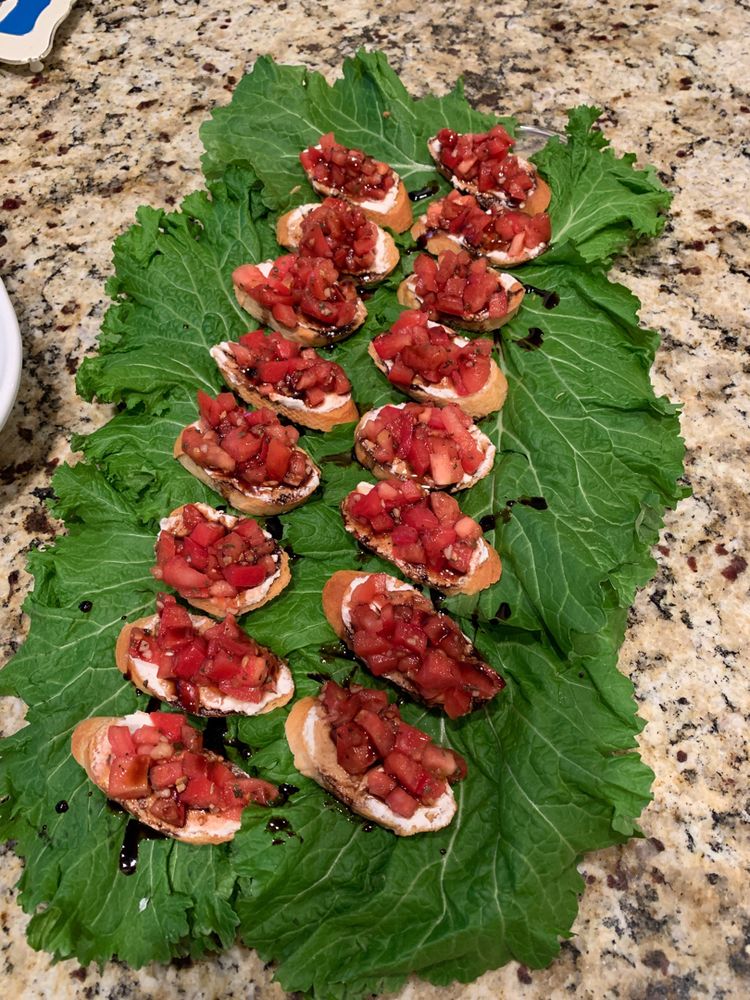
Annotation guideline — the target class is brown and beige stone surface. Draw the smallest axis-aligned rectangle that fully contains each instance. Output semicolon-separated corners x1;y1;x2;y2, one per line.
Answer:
1;1;748;998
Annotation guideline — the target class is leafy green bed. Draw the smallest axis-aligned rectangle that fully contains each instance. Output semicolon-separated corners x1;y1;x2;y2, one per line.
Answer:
0;52;685;998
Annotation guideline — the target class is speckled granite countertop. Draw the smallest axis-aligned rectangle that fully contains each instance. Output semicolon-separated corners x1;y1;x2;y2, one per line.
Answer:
1;1;749;997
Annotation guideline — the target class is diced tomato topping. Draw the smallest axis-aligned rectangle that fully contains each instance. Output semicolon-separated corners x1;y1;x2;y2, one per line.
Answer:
152;503;282;605
128;594;284;712
357;402;491;488
296;197;380;275
435;124;540;204
227;328;351;409
300;133;396;201
233;253;359;331
108;754;150;799
341;575;504;716
410;250;511;322
179;392;314;490
319;680;465;813
373;310;492;398
108;726;136;757
424;189;550;257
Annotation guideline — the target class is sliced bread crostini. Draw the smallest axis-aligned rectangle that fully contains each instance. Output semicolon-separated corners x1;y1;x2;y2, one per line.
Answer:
410;190;551;269
174;391;320;516
368;309;507;419
210;329;358;433
299;132;413;233
116;594;294;717
232;255;367;347
286;680;465;835
71;710;278;844
427;125;551;215
341;479;501;596
276;198;399;284
354;401;495;493
153;502;291;618
321;571;505;718
397;251;524;332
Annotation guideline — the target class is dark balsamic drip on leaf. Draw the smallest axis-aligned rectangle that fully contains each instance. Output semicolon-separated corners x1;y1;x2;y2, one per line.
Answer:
55;800;69;814
409;182;439;202
323;449;355;467
276;783;300;807
319;642;356;664
201;717;228;755
78;600;93;613
284;544;300;563
508;496;548;511
264;515;283;539
515;327;544;351
522;283;560;309
119;819;166;876
428;588;447;609
265;815;301;841
470;611;480;631
224;736;254;760
272;838;285;845
494;602;512;621
145;696;161;713
355;286;375;300
355;542;371;566
307;670;332;684
479;513;499;532
361;821;376;832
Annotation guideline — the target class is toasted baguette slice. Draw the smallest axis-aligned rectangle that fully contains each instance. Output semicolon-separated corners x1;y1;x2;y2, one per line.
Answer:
427;136;551;215
233;262;367;347
116;613;294;716
174;422;320;516
302;168;413;233
367;336;507;419
71;712;262;843
210;341;358;432
156;503;291;617
276;204;399;284
410;214;548;269
285;697;456;835
353;403;495;493
322;571;503;715
341;481;502;595
397;271;524;332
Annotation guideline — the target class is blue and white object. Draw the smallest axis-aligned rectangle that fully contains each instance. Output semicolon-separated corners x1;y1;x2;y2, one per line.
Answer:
0;278;22;432
0;0;76;65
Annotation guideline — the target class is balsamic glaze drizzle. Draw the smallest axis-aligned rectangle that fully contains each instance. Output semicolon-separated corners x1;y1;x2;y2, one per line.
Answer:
522;283;560;309
515;327;545;351
409;182;439;202
119;819;166;876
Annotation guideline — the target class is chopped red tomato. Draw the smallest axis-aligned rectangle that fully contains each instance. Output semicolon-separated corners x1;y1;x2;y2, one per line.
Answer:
344;575;504;717
233;254;359;330
128;594;283;711
373;310;493;397
180;393;314;490
436;124;538;203
296;197;379;274
411;251;509;322
319;681;466;812
357;402;489;487
300;133;396;201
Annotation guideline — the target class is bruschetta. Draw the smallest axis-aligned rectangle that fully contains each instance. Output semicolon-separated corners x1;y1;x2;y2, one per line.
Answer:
116;594;294;716
368;309;507;418
341;479;501;595
398;251;524;331
354;401;495;492
210;329;358;432
275;197;399;284
321;571;505;718
299;132;413;233
71;710;278;844
233;255;367;347
174;391;320;516
152;502;290;618
427;124;551;214
286;680;466;834
411;190;551;268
